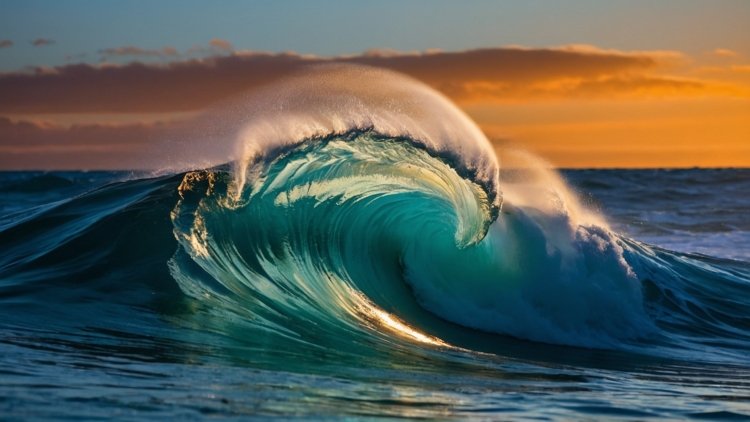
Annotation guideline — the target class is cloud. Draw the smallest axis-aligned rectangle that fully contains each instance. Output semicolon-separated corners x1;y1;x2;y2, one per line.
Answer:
0;40;13;49
357;46;661;84
713;48;739;58
562;75;714;97
96;40;231;61
450;75;719;102
0;46;740;113
186;39;236;56
99;45;179;58
0;117;172;169
31;38;55;47
65;52;89;62
209;38;233;51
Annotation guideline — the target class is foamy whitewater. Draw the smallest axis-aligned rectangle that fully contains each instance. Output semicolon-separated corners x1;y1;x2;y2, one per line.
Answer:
2;65;749;419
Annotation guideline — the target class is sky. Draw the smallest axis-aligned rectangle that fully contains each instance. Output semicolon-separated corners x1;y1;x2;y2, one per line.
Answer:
1;0;749;169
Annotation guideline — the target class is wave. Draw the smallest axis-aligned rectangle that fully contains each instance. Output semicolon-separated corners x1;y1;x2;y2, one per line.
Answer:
2;65;750;367
164;123;750;358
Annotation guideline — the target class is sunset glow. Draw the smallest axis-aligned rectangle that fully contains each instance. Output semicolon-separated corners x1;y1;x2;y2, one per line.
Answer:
1;1;748;169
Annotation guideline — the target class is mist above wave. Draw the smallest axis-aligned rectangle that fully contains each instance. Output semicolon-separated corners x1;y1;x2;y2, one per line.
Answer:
155;64;500;210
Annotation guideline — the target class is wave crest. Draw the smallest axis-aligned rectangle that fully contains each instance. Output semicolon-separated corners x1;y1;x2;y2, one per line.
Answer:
170;130;653;349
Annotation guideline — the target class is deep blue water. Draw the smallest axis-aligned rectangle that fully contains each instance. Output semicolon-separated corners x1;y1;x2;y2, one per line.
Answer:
1;152;749;420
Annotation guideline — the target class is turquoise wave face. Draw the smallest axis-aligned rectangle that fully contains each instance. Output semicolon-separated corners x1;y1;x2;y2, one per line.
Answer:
168;130;750;360
170;132;492;353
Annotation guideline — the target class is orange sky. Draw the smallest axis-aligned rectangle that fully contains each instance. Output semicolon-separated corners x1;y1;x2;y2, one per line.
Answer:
468;97;750;168
1;45;748;169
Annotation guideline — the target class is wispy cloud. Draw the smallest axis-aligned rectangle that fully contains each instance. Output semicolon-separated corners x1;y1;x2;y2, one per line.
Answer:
95;40;233;62
65;52;89;62
713;48;739;58
31;38;55;47
99;45;179;59
186;38;235;56
208;38;233;51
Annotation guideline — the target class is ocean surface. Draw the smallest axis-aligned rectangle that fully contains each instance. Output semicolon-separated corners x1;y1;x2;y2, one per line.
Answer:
1;150;749;420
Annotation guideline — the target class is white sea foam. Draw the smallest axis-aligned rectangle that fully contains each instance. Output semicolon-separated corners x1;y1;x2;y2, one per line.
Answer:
157;64;500;208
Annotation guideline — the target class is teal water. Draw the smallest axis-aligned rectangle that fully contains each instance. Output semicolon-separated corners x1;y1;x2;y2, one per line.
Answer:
1;130;749;419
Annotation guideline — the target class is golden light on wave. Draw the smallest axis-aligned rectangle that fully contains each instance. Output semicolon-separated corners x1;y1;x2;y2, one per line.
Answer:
360;301;449;347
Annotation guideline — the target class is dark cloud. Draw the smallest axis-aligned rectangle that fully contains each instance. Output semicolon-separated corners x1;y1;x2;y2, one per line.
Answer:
0;46;688;113
31;38;54;47
0;40;13;49
0;53;308;113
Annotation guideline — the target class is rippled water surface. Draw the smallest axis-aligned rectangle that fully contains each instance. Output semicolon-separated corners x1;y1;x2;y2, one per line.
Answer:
1;165;749;420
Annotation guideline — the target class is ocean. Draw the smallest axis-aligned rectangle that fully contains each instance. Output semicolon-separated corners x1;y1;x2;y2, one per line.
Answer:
1;64;749;421
1;145;749;419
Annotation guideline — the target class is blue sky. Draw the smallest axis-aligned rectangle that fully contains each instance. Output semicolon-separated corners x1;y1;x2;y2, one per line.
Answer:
1;0;749;71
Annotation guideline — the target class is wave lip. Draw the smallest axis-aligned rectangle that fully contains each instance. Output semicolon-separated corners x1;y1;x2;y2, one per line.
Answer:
158;64;502;214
